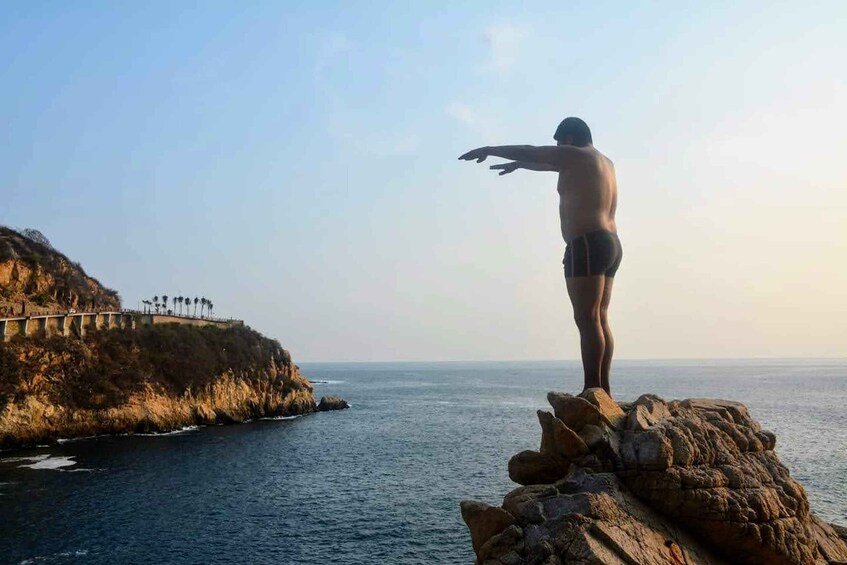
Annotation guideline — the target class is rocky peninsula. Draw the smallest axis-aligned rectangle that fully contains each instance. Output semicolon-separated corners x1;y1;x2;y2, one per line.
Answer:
0;324;326;448
0;227;348;449
461;390;847;565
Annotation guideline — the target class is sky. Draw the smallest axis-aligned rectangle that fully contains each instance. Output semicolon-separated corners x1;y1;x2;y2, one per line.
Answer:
2;1;845;361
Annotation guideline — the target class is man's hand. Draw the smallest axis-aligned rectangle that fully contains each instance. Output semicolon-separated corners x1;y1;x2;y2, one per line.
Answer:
458;147;490;163
489;162;519;175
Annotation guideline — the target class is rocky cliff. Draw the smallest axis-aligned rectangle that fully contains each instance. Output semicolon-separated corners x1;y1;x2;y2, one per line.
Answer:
0;324;318;448
0;226;120;312
461;390;847;565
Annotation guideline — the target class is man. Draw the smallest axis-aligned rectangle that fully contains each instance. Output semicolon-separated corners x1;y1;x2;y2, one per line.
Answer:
459;117;622;395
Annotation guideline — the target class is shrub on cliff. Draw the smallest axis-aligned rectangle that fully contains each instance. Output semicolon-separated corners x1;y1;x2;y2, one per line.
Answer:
0;226;120;309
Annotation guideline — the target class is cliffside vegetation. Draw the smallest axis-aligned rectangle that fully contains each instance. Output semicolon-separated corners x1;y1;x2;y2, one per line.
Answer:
0;324;316;448
0;226;120;312
0;227;337;449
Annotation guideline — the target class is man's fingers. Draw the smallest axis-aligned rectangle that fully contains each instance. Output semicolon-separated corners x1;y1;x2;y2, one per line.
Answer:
459;148;483;161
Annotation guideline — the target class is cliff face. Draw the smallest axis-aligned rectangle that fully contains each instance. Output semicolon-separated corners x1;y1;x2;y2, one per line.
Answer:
462;390;847;565
0;227;120;311
0;325;316;448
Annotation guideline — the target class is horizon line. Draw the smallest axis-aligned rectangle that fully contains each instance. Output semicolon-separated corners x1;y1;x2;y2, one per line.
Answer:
296;355;847;365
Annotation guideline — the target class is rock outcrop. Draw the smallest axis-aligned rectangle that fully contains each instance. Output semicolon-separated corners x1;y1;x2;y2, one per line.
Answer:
0;325;323;448
0;226;120;312
0;228;350;448
462;389;847;565
317;395;350;411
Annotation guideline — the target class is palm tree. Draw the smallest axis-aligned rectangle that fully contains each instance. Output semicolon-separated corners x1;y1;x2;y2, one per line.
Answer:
162;295;168;314
153;296;159;313
208;301;214;319
177;296;183;315
193;297;199;317
200;297;207;318
172;296;177;315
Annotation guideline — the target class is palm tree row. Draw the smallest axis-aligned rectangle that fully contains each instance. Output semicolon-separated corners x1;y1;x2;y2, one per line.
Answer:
141;295;214;318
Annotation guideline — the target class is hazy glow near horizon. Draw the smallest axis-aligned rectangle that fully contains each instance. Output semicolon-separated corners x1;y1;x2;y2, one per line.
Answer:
2;2;845;361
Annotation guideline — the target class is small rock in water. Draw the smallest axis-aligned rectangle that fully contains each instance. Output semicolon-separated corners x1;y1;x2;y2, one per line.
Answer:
317;395;350;411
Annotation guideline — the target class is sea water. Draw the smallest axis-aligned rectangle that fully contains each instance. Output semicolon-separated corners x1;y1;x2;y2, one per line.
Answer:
1;359;845;564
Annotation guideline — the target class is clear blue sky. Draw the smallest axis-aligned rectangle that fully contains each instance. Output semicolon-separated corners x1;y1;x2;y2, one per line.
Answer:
3;1;845;361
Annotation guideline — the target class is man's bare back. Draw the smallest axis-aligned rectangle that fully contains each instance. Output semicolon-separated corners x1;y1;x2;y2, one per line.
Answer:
555;145;617;242
459;117;622;396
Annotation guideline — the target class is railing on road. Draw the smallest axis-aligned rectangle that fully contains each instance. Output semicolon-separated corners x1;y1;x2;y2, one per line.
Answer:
0;310;243;342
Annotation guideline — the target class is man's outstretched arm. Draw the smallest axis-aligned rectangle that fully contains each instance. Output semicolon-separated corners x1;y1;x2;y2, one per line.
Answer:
459;145;579;167
489;161;559;175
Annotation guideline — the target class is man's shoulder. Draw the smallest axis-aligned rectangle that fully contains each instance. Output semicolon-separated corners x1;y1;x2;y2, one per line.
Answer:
586;145;610;160
591;148;614;169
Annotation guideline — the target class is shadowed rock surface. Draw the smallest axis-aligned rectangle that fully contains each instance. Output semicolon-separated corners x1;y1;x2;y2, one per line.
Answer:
0;229;350;448
317;395;350;411
462;388;847;565
0;325;322;448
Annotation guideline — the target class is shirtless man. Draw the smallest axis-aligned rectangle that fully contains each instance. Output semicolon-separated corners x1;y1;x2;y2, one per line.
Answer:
459;117;621;395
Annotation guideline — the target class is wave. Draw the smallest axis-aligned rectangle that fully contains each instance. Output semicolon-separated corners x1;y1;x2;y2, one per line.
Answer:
19;550;89;564
56;434;108;444
310;380;345;385
1;454;87;471
135;425;201;437
260;414;302;421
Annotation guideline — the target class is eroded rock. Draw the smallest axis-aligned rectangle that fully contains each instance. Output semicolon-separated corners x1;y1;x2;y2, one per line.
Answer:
462;392;847;565
460;501;516;557
578;387;626;428
546;392;610;431
316;395;350;411
508;450;570;486
537;411;589;459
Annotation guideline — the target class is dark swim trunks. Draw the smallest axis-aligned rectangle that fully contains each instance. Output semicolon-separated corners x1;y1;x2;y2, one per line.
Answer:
563;230;623;278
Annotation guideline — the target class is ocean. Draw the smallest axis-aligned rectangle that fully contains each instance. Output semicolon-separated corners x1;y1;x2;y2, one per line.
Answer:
1;359;845;564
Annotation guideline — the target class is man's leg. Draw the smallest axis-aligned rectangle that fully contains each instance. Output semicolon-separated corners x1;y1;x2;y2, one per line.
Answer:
599;276;615;395
565;275;606;391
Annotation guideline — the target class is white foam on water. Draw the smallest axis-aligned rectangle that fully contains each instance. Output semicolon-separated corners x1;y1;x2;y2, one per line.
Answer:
311;380;345;384
135;425;200;437
19;549;89;564
2;454;94;472
1;454;51;464
20;455;78;470
260;414;302;421
56;433;108;444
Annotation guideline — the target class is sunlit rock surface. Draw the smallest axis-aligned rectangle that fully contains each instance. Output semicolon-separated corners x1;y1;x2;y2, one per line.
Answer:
462;389;847;565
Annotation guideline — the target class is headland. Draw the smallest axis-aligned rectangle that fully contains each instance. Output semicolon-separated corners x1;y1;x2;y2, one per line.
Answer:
0;226;346;449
